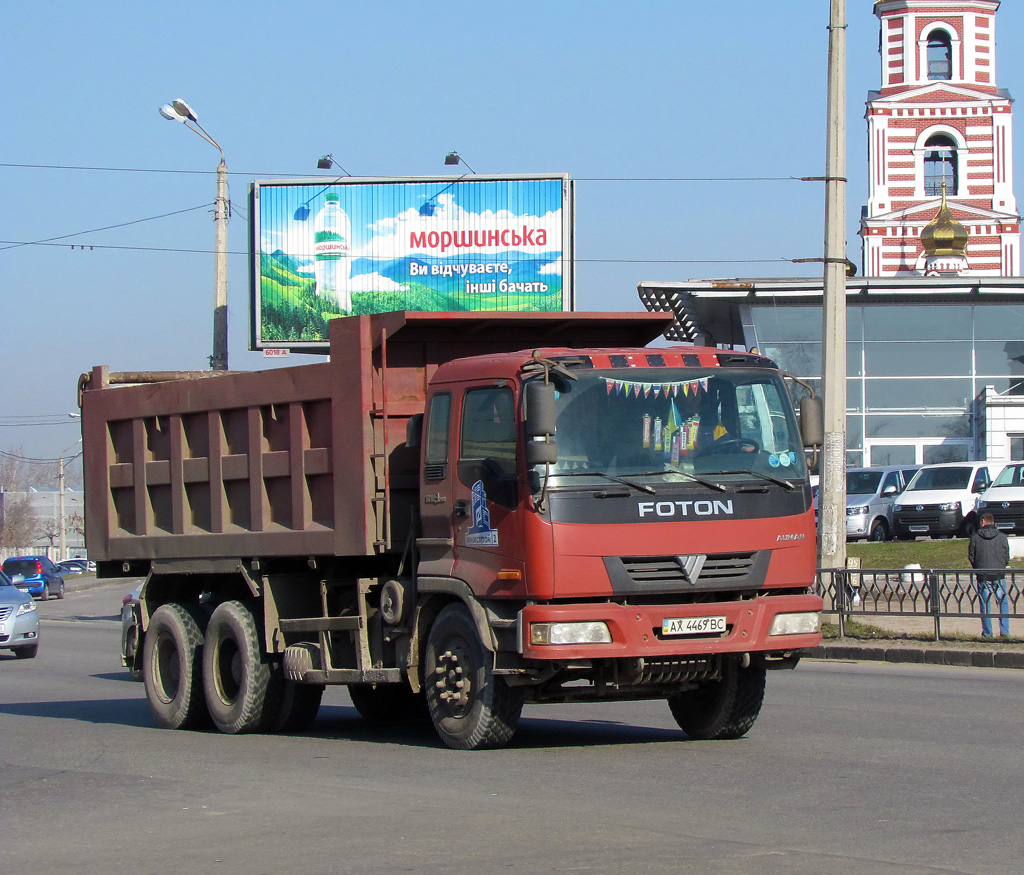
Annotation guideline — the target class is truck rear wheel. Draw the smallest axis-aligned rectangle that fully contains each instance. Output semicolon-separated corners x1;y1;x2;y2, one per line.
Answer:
668;660;766;740
202;600;275;734
143;603;209;730
348;683;428;722
424;603;523;750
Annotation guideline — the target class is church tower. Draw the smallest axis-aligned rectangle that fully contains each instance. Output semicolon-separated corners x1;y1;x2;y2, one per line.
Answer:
860;0;1019;276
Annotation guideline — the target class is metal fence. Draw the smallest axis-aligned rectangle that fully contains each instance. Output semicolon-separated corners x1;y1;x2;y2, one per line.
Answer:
817;568;1022;641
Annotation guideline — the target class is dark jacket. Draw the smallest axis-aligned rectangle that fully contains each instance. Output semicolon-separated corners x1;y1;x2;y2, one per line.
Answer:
969;525;1010;581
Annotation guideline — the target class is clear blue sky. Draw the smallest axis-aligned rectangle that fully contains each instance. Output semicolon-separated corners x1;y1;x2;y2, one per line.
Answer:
3;0;1022;463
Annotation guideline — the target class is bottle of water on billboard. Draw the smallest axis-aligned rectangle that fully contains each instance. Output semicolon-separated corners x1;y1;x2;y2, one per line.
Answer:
313;193;351;311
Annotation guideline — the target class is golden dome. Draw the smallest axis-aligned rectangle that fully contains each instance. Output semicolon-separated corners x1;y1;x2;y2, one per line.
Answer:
921;184;969;257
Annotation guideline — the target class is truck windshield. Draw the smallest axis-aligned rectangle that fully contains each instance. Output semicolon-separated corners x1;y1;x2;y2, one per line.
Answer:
538;368;806;486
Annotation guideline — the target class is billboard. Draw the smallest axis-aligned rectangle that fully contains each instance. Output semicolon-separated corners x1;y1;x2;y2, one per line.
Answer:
250;174;573;350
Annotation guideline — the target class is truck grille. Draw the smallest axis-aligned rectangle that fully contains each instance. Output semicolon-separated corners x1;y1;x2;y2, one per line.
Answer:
0;606;12;622
603;551;768;595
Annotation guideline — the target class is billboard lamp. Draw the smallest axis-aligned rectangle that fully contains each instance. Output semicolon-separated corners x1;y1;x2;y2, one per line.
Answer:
294;156;353;220
159;97;229;371
317;154;351;175
444;151;476;173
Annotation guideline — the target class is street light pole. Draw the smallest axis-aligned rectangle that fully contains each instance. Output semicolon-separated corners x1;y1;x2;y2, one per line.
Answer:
159;98;229;371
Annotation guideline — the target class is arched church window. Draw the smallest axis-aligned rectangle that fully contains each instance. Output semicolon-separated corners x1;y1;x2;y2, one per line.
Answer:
923;135;957;196
927;30;952;80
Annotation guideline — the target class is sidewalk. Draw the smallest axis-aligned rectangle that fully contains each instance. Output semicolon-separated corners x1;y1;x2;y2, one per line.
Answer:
809;612;1024;669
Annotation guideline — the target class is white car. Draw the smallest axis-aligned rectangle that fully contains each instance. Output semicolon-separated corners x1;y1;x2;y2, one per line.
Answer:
892;462;998;539
976;462;1024;534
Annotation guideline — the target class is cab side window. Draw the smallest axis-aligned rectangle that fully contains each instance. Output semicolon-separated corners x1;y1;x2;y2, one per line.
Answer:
461;387;516;477
424;393;451;480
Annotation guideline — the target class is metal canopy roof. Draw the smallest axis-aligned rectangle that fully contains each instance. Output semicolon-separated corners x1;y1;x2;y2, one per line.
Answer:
638;276;1024;345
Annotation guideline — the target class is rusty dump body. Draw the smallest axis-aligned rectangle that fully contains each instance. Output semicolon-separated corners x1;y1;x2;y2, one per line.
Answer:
81;311;673;571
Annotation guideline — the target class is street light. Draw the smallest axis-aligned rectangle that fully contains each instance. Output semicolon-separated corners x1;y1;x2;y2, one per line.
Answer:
159;98;229;371
444;151;477;173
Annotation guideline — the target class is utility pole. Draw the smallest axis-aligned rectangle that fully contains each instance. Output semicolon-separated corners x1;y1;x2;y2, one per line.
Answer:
58;455;66;562
819;0;848;570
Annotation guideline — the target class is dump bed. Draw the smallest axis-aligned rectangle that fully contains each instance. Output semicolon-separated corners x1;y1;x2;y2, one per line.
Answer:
81;311;673;567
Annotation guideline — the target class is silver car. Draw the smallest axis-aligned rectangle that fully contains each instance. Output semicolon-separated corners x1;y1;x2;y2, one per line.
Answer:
845;466;919;541
0;569;40;658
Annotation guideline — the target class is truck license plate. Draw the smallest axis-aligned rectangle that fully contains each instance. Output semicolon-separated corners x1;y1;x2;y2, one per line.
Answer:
662;615;727;636
909;525;929;533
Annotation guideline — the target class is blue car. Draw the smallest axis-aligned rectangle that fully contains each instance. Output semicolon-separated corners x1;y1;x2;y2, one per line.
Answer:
1;556;65;601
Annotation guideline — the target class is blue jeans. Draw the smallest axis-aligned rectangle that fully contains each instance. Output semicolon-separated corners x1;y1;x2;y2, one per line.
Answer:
977;578;1010;637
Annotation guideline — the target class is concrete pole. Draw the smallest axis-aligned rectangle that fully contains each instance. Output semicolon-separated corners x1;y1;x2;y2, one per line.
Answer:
58;456;66;562
212;155;229;371
819;0;848;570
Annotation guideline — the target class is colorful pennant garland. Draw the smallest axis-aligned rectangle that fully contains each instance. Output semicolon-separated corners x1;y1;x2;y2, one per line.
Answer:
601;377;708;398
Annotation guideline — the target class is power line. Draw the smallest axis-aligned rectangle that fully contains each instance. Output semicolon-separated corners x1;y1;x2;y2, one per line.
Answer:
1;161;818;183
0;448;82;465
0;203;214;252
0;237;799;264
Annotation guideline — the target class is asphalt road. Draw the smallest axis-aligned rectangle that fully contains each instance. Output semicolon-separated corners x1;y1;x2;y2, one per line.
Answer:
2;583;1022;875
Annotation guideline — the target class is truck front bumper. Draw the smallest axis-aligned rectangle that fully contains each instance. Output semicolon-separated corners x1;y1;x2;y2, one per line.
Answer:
517;592;822;662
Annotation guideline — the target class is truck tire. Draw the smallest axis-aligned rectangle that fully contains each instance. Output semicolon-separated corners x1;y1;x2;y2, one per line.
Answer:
424;603;524;750
348;683;428;722
668;660;766;740
273;679;325;733
143;602;209;730
869;519;889;542
202;600;275;734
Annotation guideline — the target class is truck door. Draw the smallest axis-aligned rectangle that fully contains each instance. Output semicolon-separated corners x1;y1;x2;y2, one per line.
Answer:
418;391;456;578
450;385;526;596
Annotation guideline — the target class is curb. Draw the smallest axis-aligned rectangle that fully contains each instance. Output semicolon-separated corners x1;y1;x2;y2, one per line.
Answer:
806;643;1024;670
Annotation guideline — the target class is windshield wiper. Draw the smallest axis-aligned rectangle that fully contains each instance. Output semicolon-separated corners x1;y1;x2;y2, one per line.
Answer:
632;469;728;493
559;471;656;495
719;469;796;492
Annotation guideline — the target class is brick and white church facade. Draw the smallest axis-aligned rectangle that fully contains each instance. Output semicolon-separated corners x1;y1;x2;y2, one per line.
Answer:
861;0;1020;277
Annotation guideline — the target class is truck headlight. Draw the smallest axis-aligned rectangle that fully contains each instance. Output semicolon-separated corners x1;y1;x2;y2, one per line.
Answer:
769;612;820;636
530;621;612;645
892;504;903;513
939;502;959;512
847;505;869;516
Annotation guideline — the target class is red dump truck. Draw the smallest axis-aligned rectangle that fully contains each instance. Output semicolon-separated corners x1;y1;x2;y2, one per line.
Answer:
81;311;823;750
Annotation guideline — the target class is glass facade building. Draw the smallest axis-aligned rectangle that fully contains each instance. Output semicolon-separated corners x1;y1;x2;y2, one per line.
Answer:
638;279;1024;469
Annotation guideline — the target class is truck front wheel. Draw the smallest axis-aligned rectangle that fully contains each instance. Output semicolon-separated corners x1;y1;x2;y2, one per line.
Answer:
202;600;276;734
143;603;209;730
668;660;766;740
424;604;523;750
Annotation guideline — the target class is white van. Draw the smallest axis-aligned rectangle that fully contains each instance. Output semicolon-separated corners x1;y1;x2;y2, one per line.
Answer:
891;462;998;539
976;462;1024;534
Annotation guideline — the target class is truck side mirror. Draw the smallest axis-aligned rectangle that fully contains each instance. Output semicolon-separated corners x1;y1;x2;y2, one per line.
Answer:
524;382;557;437
526;439;558;467
799;397;824;448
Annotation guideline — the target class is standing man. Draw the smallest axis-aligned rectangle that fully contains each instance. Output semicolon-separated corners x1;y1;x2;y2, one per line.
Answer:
968;513;1011;638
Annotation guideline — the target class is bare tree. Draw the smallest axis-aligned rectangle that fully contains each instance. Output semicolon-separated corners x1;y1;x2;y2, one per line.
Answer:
0;496;38;550
38;517;60;549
